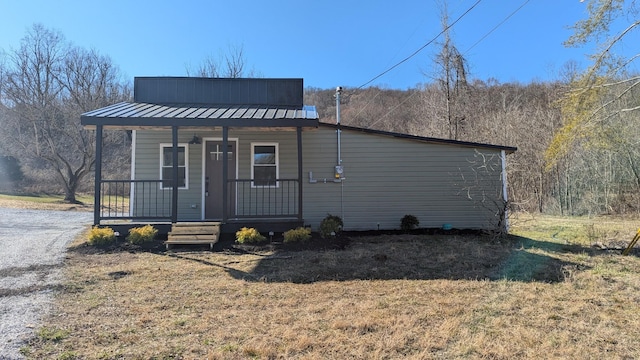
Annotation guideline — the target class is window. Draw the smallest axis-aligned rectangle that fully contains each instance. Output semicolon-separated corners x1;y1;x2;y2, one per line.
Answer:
160;144;188;189
252;143;278;187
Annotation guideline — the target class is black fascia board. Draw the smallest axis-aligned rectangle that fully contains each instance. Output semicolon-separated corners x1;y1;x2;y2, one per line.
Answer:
81;115;319;128
320;122;517;153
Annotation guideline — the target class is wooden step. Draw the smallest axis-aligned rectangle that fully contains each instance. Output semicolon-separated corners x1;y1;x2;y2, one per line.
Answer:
168;234;218;241
169;226;220;236
165;222;220;250
172;222;221;227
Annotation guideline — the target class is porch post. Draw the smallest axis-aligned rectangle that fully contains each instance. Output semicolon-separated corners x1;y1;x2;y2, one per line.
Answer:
93;125;103;226
297;126;303;222
171;126;179;223
222;126;229;222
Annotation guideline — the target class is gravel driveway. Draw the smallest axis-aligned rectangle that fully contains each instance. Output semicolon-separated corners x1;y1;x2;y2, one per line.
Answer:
0;208;91;359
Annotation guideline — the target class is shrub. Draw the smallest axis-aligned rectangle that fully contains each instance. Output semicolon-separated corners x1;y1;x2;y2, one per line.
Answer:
235;227;266;244
283;227;312;243
87;226;116;246
320;214;343;238
401;214;419;231
127;224;158;244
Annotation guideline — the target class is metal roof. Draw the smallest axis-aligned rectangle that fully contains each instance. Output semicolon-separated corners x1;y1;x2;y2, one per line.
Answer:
81;102;319;129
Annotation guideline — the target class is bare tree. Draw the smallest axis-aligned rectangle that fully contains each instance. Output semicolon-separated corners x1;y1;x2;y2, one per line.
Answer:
186;44;258;78
0;24;129;203
456;150;509;234
429;1;470;140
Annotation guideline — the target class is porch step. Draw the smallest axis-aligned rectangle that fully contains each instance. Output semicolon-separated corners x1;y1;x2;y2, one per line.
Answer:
165;222;221;250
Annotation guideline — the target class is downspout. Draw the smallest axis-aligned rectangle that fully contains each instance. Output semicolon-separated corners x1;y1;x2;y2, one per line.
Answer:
501;150;509;232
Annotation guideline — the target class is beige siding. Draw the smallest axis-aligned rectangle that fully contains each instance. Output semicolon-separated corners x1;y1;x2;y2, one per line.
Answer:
302;127;505;231
133;127;505;229
134;130;203;220
232;130;300;217
133;129;301;221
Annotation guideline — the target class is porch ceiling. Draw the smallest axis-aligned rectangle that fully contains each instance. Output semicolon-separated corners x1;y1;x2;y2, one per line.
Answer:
81;102;319;130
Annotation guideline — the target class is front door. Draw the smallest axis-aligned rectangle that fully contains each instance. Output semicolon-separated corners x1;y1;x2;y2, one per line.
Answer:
205;140;236;219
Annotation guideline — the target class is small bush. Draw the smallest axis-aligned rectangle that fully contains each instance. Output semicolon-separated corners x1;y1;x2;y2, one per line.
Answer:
283;227;312;243
236;227;266;244
320;214;343;238
87;226;116;246
401;214;420;231
127;224;158;244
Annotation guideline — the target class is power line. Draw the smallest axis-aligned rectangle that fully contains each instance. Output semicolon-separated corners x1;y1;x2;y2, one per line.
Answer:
344;0;531;131
367;89;420;129
356;0;482;90
464;0;531;54
357;0;532;130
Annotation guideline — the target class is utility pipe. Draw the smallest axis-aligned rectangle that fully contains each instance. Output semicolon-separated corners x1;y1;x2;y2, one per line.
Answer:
336;86;344;222
336;86;343;167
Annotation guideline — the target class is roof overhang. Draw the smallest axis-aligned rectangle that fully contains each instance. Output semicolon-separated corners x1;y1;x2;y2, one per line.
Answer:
320;123;517;153
81;102;319;130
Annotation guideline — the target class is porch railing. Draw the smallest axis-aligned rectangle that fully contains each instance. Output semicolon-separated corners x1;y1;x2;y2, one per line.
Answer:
96;178;301;222
230;179;300;219
99;180;172;221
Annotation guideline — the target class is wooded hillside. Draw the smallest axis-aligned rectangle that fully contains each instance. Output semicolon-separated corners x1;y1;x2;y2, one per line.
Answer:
306;80;640;216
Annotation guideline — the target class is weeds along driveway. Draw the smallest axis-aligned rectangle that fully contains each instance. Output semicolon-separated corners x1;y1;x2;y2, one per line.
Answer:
0;207;91;359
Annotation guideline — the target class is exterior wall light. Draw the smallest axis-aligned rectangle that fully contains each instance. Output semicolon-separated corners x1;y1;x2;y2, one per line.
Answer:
188;134;201;145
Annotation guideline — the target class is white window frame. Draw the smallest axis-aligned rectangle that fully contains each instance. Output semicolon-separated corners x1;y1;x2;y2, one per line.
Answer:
159;143;189;190
251;142;279;188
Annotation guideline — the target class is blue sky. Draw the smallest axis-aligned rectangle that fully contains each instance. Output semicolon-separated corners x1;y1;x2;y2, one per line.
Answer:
0;1;605;89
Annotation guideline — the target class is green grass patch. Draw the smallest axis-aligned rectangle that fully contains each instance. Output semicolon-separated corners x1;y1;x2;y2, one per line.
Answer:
37;327;70;343
0;193;70;203
0;192;95;204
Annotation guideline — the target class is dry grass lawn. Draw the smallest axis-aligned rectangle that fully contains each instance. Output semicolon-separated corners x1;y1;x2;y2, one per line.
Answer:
0;194;93;211
22;214;640;359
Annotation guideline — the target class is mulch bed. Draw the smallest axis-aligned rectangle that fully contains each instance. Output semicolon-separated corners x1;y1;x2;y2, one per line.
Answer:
72;228;488;255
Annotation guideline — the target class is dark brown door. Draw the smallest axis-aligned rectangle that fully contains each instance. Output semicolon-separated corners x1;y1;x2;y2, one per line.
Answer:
205;141;236;219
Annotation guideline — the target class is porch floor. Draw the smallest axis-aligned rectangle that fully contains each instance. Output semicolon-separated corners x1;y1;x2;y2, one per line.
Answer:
165;222;220;250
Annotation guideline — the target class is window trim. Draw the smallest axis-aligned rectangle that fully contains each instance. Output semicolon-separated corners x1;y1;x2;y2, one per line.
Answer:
159;143;189;190
251;142;279;188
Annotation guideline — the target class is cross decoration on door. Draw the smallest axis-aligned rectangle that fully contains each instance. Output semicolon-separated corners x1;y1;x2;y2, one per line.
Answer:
210;144;233;161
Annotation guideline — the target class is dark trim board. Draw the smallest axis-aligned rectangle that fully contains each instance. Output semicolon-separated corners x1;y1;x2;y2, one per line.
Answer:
319;123;517;153
81;116;319;129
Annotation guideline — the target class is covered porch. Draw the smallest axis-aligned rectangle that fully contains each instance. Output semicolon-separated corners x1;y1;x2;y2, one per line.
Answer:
81;78;319;234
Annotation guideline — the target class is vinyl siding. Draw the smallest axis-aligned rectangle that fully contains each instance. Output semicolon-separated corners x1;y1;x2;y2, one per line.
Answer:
302;127;505;231
133;127;506;229
134;130;203;220
233;130;300;217
133;129;301;221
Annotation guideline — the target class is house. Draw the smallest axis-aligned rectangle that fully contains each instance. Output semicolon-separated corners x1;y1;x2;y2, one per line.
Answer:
81;77;516;242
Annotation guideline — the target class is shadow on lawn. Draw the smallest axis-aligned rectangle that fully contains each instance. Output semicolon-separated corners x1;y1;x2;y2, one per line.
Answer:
495;235;596;282
169;231;600;284
69;230;603;284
